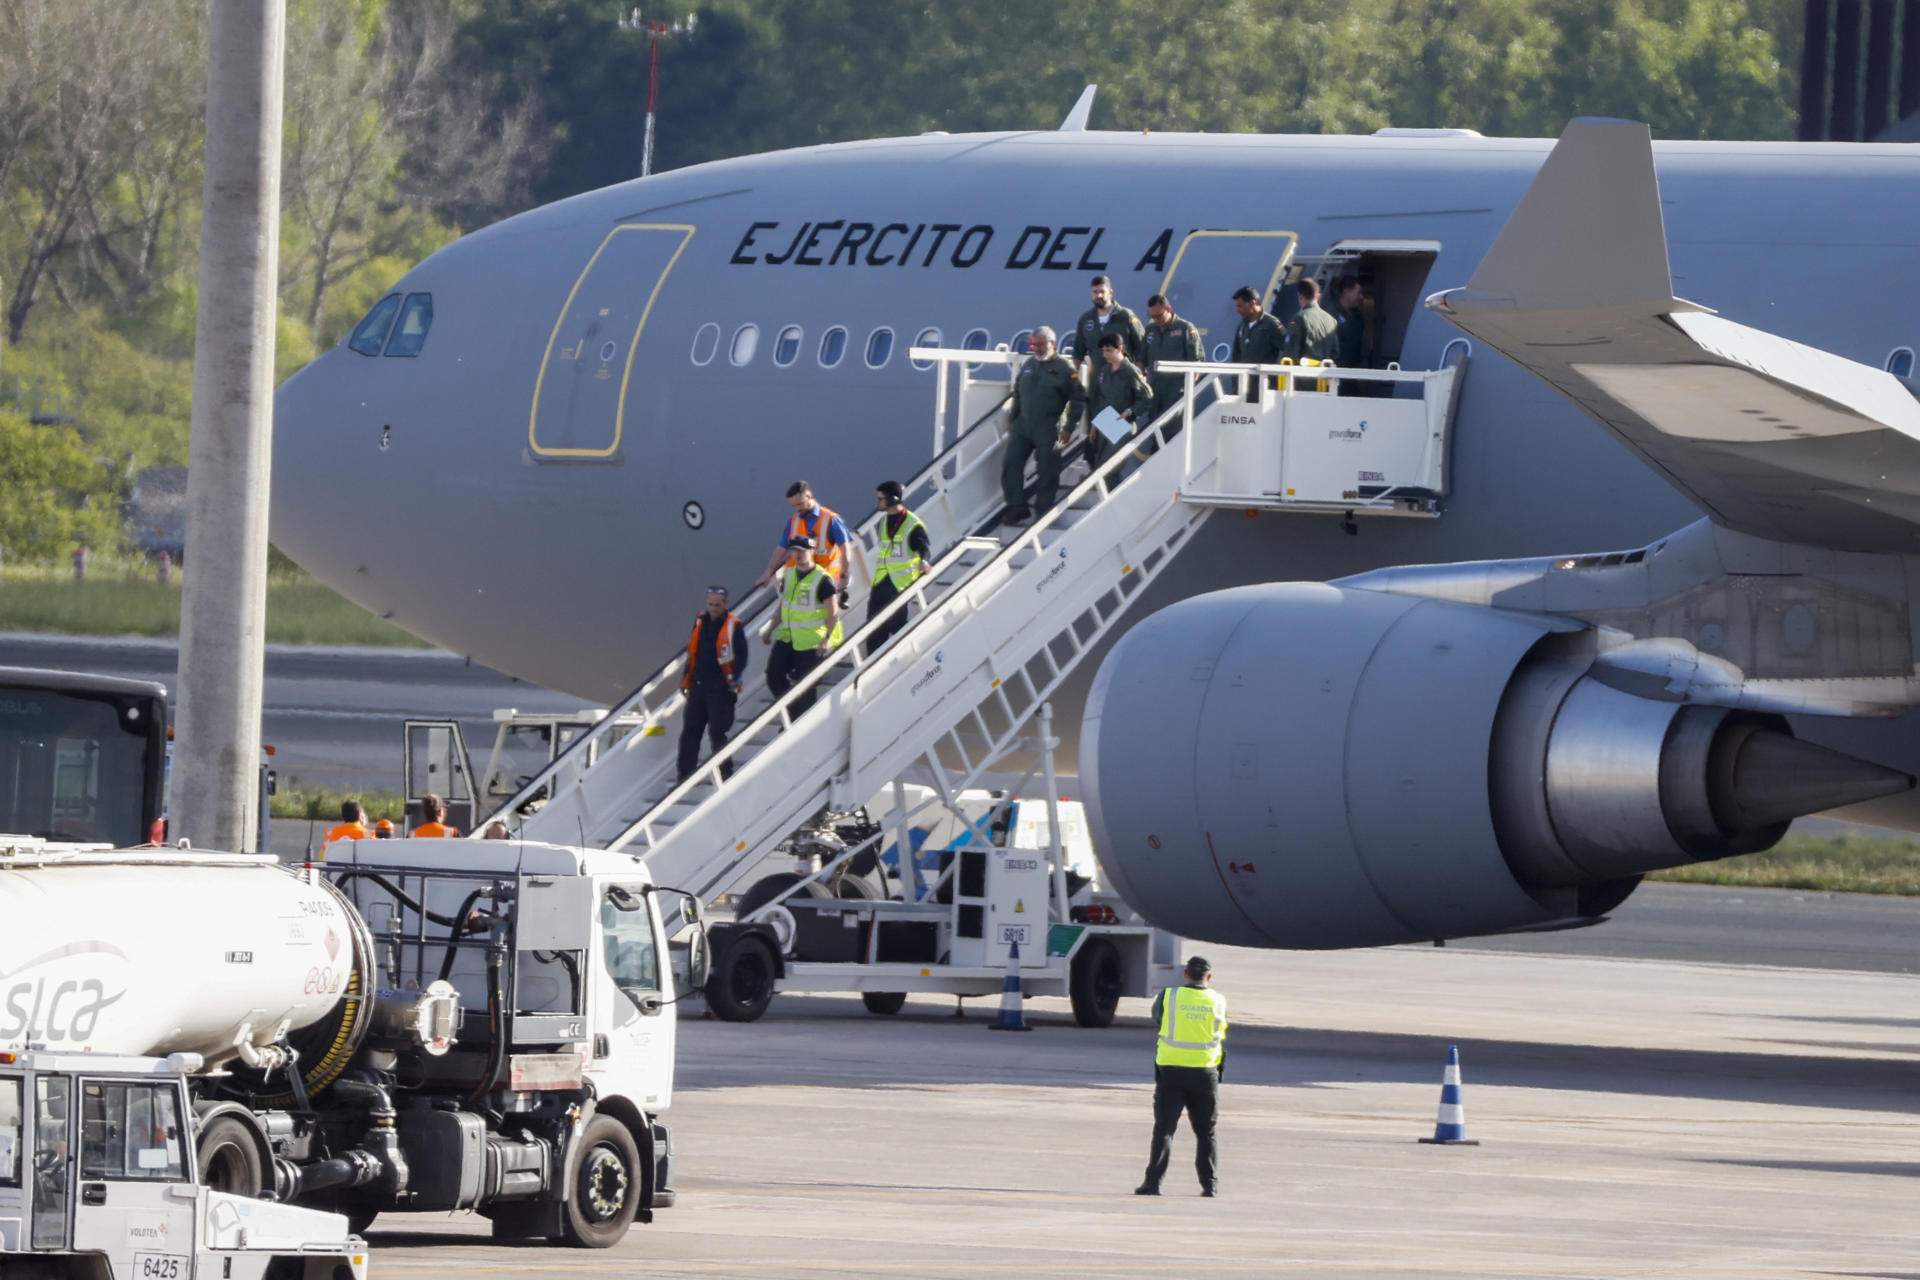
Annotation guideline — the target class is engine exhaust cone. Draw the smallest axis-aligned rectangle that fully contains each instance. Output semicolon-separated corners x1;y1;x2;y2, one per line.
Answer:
1719;730;1915;830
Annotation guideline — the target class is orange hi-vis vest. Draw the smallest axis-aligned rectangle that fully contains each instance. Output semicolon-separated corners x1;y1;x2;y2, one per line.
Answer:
412;822;458;838
786;505;845;581
682;611;741;690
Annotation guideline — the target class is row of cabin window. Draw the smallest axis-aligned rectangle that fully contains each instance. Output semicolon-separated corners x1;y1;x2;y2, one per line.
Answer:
690;323;1000;372
347;293;435;357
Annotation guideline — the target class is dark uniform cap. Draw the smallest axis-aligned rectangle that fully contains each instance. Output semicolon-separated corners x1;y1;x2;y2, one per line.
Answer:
1184;955;1212;976
786;535;817;550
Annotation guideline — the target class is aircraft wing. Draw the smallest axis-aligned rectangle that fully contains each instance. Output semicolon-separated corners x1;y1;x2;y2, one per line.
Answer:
1428;118;1920;554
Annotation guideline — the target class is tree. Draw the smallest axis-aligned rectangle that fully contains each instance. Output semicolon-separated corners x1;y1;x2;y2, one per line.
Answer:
0;411;121;561
280;0;545;335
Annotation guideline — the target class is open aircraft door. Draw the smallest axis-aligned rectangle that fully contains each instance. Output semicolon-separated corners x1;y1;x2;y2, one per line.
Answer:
529;222;695;460
1155;230;1298;360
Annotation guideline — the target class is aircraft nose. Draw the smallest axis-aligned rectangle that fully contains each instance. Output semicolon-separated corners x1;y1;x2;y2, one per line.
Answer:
270;348;393;610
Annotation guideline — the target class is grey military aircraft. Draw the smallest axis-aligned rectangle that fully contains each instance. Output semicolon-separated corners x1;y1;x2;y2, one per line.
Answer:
272;107;1920;950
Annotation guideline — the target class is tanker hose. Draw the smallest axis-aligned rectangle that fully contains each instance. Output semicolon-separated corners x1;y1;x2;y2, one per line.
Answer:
466;942;508;1106
436;885;498;984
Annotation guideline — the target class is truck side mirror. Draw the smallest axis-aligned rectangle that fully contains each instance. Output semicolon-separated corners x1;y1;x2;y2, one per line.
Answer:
686;926;711;990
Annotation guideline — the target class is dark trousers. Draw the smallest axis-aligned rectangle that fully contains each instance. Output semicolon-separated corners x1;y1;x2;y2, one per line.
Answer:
766;640;824;715
676;683;737;782
865;576;909;657
1143;1065;1218;1190
1001;431;1063;518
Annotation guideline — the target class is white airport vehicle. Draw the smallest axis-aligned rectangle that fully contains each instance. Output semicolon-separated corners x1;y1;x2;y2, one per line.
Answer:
0;839;705;1248
0;1046;367;1280
464;348;1458;1022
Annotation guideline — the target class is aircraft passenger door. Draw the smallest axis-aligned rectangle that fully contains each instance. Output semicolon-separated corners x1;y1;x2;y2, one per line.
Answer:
529;222;695;460
1156;231;1299;361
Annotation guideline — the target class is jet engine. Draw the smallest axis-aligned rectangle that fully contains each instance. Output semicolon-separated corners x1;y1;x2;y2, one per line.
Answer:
1081;584;1911;948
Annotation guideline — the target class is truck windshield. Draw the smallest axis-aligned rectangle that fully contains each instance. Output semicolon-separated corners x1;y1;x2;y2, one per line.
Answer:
0;1076;20;1187
0;681;164;846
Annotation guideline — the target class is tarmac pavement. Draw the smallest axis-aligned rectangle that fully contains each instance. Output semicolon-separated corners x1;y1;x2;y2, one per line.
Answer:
355;935;1918;1278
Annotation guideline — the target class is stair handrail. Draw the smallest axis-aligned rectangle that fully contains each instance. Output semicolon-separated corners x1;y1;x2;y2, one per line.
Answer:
609;369;1227;857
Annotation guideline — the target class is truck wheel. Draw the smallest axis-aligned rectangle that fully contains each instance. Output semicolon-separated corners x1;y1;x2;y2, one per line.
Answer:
1069;938;1124;1028
558;1116;642;1248
197;1115;265;1197
860;991;907;1016
705;934;777;1022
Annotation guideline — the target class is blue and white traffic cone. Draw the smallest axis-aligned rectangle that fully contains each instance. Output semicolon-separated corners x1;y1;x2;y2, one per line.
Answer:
988;939;1032;1032
1418;1044;1480;1145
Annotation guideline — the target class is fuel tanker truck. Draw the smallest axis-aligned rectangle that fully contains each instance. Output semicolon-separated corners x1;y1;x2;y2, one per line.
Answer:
0;836;707;1250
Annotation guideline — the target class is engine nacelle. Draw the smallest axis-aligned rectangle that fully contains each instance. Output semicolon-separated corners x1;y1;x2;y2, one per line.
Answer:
1082;584;1909;948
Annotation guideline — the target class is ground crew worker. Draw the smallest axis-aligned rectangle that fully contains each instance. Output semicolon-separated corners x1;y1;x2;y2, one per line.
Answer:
1142;293;1203;417
1283;277;1339;365
1001;325;1085;527
320;800;370;856
412;793;459;838
866;480;931;656
679;585;748;783
765;536;842;715
1094;333;1154;467
1137;954;1227;1198
1074;274;1145;448
758;481;862;597
1229;285;1284;399
373;819;396;839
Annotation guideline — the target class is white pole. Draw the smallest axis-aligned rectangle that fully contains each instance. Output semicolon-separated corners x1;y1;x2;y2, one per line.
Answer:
1039;703;1069;924
174;0;286;852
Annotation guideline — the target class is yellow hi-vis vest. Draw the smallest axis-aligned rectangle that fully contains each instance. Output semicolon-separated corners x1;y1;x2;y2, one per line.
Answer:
776;567;835;650
1155;985;1227;1069
874;509;927;590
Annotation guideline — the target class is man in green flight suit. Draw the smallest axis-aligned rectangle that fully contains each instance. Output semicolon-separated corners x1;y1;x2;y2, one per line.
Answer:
1228;285;1283;400
1142;293;1204;418
1074;274;1145;459
1283;277;1339;364
1001;325;1086;527
1092;332;1154;470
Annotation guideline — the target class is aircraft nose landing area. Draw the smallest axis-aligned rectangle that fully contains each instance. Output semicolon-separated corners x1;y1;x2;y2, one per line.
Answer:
358;932;1917;1279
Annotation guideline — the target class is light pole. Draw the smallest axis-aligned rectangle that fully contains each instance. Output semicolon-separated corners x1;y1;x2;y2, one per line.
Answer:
618;8;695;178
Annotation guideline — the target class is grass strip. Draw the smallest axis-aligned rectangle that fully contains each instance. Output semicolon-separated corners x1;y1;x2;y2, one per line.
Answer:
0;561;429;648
270;784;408;823
1649;832;1920;896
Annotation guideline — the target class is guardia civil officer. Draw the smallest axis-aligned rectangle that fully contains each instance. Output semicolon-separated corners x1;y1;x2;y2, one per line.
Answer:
1136;955;1228;1198
765;536;841;716
1142;293;1203;417
1074;274;1145;450
678;585;748;783
866;480;932;656
1001;326;1086;527
1093;332;1154;467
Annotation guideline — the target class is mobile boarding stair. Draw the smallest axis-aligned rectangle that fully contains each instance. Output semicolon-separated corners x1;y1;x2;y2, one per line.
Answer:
479;348;1463;1024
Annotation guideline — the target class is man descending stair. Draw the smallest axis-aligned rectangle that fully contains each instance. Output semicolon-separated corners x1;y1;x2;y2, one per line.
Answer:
1001;325;1085;527
678;586;749;783
759;480;861;600
766;536;843;716
866;479;932;657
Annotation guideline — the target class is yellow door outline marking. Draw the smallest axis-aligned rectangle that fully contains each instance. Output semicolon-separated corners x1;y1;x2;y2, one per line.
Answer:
1157;229;1299;336
528;222;696;459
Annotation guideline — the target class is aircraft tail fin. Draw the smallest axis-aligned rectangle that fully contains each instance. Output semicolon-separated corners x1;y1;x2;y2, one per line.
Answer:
1058;85;1097;132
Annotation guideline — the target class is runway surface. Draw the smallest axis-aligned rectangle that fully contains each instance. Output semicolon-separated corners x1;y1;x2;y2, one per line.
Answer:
358;939;1920;1279
0;631;578;793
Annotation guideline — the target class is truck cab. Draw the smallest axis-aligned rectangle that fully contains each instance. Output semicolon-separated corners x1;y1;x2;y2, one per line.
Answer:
0;1049;365;1280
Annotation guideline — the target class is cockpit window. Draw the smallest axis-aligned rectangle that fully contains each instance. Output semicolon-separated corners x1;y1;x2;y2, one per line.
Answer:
348;294;401;357
383;293;434;358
